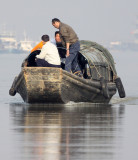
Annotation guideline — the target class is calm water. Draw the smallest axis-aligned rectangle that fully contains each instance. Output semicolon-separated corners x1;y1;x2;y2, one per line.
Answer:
0;51;138;160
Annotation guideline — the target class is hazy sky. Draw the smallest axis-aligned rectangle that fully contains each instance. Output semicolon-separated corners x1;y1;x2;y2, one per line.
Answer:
0;0;138;44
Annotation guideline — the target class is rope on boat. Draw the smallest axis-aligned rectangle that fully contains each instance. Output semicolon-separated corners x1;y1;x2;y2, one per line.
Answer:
89;55;102;79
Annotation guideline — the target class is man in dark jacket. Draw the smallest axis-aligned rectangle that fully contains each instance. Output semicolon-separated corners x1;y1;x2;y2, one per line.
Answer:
52;18;82;77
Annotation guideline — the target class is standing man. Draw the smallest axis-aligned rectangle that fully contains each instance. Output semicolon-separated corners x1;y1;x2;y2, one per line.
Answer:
36;35;61;68
52;18;82;77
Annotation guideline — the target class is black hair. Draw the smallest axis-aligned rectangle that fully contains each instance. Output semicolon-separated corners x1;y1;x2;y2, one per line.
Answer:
41;35;49;42
55;31;60;37
52;18;60;23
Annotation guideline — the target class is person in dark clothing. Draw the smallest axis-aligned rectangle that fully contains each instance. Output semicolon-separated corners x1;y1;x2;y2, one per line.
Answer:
55;31;66;69
52;18;82;77
55;31;66;58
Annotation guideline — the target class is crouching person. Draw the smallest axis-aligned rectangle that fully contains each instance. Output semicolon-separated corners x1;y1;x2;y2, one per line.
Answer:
36;35;61;68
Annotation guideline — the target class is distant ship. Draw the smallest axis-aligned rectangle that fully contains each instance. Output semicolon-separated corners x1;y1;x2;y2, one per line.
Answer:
17;32;34;53
0;27;33;53
0;30;18;53
109;17;138;51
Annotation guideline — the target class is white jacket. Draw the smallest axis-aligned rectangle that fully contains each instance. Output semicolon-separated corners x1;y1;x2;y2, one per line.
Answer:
36;41;60;65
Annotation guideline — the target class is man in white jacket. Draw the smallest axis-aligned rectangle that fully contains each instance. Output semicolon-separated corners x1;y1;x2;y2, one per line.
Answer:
36;35;61;68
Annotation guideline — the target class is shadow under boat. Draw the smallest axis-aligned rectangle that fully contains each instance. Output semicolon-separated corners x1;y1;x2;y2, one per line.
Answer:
9;40;125;104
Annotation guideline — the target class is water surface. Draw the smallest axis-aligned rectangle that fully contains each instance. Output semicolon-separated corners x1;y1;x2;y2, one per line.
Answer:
0;51;138;160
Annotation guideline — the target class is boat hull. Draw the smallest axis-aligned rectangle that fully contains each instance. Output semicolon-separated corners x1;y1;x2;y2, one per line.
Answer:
10;67;116;104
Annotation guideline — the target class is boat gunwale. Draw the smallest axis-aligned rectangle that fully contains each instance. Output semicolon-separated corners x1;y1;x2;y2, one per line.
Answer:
13;67;116;93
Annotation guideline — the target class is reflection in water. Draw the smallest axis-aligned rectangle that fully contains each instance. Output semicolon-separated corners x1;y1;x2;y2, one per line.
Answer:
10;103;125;160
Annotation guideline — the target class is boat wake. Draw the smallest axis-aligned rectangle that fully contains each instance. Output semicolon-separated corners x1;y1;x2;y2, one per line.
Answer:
65;97;138;106
110;96;138;105
8;96;138;107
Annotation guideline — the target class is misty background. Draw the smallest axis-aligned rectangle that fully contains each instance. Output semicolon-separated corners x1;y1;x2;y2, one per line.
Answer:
0;0;138;45
0;2;138;160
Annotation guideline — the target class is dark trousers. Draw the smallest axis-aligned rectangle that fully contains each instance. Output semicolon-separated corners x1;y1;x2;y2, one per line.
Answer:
36;59;61;68
65;41;82;73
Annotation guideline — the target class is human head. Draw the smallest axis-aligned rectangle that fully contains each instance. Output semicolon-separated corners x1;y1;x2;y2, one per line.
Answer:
41;35;49;44
55;31;61;43
52;18;60;29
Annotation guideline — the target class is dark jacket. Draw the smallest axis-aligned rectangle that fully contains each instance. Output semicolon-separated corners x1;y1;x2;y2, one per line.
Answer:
59;22;79;46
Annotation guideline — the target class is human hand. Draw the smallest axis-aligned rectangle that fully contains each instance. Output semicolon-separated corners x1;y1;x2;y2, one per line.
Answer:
66;50;70;57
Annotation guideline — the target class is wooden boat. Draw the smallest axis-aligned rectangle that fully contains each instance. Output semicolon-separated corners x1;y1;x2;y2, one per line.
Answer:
9;40;125;104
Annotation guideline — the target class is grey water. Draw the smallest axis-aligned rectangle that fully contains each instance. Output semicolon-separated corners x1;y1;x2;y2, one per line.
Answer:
0;51;138;160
